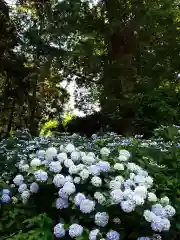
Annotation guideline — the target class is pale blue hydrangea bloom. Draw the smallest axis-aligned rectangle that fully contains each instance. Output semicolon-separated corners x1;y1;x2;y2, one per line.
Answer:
151;204;166;218
121;200;136;213
88;165;100;176
53;174;66;188
106;230;120;240
80;199;95;213
2;189;10;195
62;182;76;195
56;197;68;209
34;170;48;182
18;183;27;193
13;174;24;186
30;182;39;193
74;193;86;206
69;224;83;237
150;215;170;232
58;188;69;199
1;194;11;203
95;212;109;227
89;229;100;240
54;223;65;238
96;161;110;172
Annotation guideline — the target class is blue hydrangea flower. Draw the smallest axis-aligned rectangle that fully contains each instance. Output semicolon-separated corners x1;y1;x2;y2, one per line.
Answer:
106;230;120;240
1;194;11;203
80;199;95;213
54;223;65;238
69;224;83;238
95;212;109;227
96;161;110;172
2;189;10;195
74;193;86;206
56;197;69;209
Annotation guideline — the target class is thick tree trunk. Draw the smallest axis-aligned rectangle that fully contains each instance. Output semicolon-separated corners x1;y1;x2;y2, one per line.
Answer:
100;0;138;135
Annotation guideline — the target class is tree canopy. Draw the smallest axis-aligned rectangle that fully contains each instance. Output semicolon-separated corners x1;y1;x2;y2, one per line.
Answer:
0;0;180;136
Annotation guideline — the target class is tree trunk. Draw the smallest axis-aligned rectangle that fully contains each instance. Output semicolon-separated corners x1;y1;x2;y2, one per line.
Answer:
100;0;138;134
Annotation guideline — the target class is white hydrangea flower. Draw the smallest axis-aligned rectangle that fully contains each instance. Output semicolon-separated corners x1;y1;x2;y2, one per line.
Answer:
87;152;96;158
160;196;169;206
53;174;65;187
80;199;95;213
119;149;131;158
59;145;65;152
64;158;74;168
82;155;96;165
109;180;122;190
89;229;99;240
164;205;176;217
62;182;76;195
118;155;128;162
148;193;157;202
71;151;80;162
21;190;30;201
114;163;124;171
95;212;109;227
129;173;135;180
65;143;75;153
74;176;81;184
134;175;146;185
79;169;89;180
49;161;62;173
76;164;85;172
80;151;86;158
20;164;29;172
13;175;24;186
127;163;137;171
115;176;124;182
18;184;27;193
91;176;102;187
69;165;78;174
30;182;39;193
110;189;123;203
134;186;147;199
30;158;41;167
94;192;106;205
36;150;46;158
100;147;110;156
57;152;67;163
143;210;156;222
132;194;144;205
46;147;57;159
145;176;153;186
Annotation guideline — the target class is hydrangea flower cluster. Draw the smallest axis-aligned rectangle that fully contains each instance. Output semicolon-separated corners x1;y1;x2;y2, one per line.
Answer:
2;140;176;239
0;188;11;204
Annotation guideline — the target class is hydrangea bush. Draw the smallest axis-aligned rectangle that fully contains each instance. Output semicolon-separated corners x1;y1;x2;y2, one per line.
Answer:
0;133;176;240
